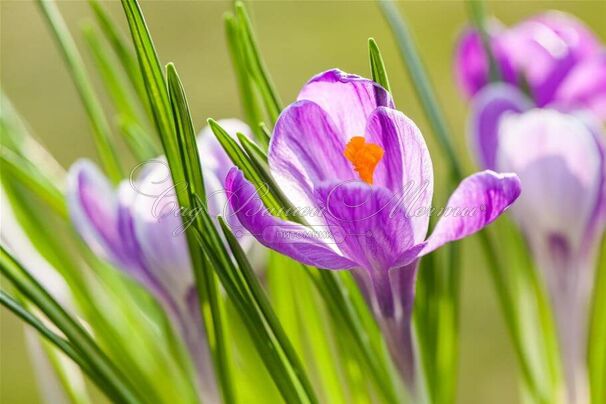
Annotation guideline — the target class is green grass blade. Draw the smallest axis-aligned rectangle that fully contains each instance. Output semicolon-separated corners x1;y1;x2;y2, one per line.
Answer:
234;2;282;124
378;0;462;181
0;148;67;219
0;291;100;385
589;238;606;404
368;38;391;92
120;0;182;181
466;0;501;82
218;218;319;404
36;0;122;183
88;0;148;105
82;24;159;161
166;62;233;404
225;14;266;143
0;246;141;404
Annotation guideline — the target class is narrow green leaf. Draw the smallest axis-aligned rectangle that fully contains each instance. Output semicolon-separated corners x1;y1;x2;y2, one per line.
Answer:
166;62;234;404
0;246;141;404
0;291;100;385
0;148;67;219
36;0;122;183
82;24;159;161
218;218;319;404
225;13;266;143
589;238;606;404
368;38;391;92
120;0;183;181
378;0;462;182
467;0;501;82
235;2;282;124
88;0;148;105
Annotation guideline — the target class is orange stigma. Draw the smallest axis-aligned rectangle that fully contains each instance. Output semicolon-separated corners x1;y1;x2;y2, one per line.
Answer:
343;136;384;185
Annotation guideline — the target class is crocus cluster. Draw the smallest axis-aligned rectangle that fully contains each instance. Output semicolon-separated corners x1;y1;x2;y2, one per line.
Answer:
67;119;251;401
456;11;605;120
456;11;606;402
225;69;521;391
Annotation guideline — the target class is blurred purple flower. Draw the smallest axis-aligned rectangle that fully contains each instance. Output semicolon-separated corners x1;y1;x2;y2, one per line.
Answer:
455;11;606;119
470;83;606;401
225;69;521;391
67;119;252;400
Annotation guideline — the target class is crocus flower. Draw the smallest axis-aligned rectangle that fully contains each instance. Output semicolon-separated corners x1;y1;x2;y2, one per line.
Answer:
470;83;606;402
67;119;252;401
224;69;521;391
455;11;606;119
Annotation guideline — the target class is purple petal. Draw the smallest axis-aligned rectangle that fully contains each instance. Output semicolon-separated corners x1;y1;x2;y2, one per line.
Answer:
469;83;533;169
296;69;394;137
127;160;195;305
454;25;517;97
225;168;356;269
496;109;604;257
365;107;434;243
421;170;521;255
501;12;601;105
268;100;356;223
67;160;130;267
314;181;416;286
555;53;606;120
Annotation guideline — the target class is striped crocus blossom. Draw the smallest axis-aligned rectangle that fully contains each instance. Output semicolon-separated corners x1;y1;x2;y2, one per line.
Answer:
67;119;251;401
225;69;521;390
470;83;606;402
455;11;606;119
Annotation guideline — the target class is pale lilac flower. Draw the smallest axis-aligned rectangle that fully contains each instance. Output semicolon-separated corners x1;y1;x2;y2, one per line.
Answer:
470;83;606;402
455;11;606;119
67;119;252;401
225;69;521;390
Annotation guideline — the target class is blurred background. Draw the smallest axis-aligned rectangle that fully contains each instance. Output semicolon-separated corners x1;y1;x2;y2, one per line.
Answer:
1;1;604;402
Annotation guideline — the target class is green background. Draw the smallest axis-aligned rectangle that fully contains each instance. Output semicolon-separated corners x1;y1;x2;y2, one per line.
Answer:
1;1;604;402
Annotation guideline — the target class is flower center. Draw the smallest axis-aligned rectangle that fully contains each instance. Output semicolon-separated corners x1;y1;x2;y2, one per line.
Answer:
343;136;384;185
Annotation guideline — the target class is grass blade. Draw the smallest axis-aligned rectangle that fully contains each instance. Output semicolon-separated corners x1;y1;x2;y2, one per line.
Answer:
234;2;282;124
0;246;141;403
166;62;233;404
82;24;159;161
368;38;391;92
36;0;122;183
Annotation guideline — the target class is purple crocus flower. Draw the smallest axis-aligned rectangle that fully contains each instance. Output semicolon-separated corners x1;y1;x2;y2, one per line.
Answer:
67;119;252;401
224;69;521;391
470;83;606;402
455;11;606;119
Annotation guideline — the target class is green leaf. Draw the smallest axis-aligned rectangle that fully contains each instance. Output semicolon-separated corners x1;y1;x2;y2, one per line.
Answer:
120;0;182;180
225;13;266;143
234;2;282;124
589;237;606;404
368;38;391;92
88;0;149;106
378;0;462;182
166;62;233;404
0;246;141;403
36;0;122;183
0;147;67;219
82;24;159;161
466;0;501;82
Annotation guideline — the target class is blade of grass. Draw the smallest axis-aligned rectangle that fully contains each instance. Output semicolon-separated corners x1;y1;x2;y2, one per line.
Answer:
88;0;148;106
589;237;606;404
36;0;122;183
467;0;501;82
82;24;159;161
225;13;266;143
368;38;391;92
166;62;233;404
234;2;282;124
0;246;141;403
378;0;462;182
